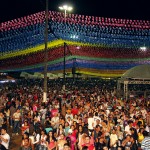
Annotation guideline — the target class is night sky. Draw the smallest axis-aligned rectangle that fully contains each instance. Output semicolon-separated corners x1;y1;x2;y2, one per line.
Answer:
0;0;150;23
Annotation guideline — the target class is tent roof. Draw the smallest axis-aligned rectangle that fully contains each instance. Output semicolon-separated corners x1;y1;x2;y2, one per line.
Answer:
121;64;150;80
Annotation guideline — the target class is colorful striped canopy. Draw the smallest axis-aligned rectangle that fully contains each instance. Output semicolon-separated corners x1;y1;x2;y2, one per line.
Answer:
0;11;150;77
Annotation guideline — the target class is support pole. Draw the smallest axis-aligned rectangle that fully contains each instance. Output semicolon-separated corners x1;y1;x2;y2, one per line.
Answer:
72;58;76;82
124;81;128;101
43;0;49;102
63;42;66;90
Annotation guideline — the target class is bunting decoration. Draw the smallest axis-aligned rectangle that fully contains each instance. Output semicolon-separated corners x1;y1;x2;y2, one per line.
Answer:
0;11;150;77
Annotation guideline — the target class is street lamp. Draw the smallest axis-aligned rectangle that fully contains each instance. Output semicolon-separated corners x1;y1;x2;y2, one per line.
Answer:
59;5;73;90
59;5;73;21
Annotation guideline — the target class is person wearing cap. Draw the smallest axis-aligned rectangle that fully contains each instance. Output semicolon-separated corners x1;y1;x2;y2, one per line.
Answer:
65;109;73;121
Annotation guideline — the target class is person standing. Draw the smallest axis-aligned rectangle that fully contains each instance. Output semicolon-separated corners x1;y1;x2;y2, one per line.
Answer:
82;135;95;150
141;131;150;150
146;111;150;134
0;112;4;131
9;103;16;128
20;138;32;150
110;129;118;150
13;109;21;135
0;127;10;150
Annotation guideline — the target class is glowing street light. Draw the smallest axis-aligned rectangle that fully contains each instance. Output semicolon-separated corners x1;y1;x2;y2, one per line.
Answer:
59;4;73;91
59;5;73;19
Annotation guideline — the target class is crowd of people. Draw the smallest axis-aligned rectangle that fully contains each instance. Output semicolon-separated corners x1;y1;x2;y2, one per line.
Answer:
0;78;150;150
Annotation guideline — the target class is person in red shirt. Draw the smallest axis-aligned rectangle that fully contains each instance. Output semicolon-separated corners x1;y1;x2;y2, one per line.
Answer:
71;104;78;116
133;117;139;128
70;125;77;138
82;135;95;150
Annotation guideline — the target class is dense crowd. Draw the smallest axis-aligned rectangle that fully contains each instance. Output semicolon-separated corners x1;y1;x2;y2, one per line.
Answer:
0;78;150;150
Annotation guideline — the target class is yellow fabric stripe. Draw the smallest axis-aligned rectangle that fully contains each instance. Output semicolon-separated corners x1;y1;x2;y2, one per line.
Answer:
49;68;126;77
0;40;107;60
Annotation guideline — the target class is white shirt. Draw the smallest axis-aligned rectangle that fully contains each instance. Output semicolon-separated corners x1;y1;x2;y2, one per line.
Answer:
13;112;21;121
93;116;101;123
33;133;40;144
51;116;59;124
40;135;47;146
141;109;147;118
88;117;94;130
40;108;47;119
65;114;73;120
93;116;101;127
110;134;118;147
125;125;131;135
1;133;10;149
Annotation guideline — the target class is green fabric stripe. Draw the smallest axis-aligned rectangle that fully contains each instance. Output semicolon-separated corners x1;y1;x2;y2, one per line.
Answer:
1;55;150;72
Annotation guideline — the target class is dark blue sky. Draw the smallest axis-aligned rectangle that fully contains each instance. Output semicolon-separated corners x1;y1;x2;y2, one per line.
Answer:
0;0;149;22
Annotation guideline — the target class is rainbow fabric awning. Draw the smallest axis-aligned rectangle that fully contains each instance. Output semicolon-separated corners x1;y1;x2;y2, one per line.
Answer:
0;11;150;77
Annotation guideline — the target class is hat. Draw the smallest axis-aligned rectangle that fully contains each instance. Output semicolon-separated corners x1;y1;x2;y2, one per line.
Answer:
68;129;72;133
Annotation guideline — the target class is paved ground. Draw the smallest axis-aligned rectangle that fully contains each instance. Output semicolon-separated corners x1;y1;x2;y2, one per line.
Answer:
9;125;34;150
9;130;22;150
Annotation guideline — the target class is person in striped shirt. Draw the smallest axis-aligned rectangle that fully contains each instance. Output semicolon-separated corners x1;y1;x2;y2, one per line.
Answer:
141;131;150;150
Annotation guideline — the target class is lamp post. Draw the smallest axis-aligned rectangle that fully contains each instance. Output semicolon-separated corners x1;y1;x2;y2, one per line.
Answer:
59;5;73;22
59;5;73;90
43;0;49;102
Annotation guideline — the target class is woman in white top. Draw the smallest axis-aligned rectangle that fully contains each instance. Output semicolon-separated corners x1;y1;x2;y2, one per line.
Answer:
57;124;65;137
32;129;40;149
4;108;10;126
39;129;47;150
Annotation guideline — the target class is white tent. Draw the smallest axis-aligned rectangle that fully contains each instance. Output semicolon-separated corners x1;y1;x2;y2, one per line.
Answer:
117;64;150;100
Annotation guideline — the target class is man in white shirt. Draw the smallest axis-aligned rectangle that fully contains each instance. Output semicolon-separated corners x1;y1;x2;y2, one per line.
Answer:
93;112;101;124
51;113;59;129
88;113;94;132
13;109;21;135
65;110;73;121
125;120;133;136
110;129;118;148
0;128;10;150
39;106;47;125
